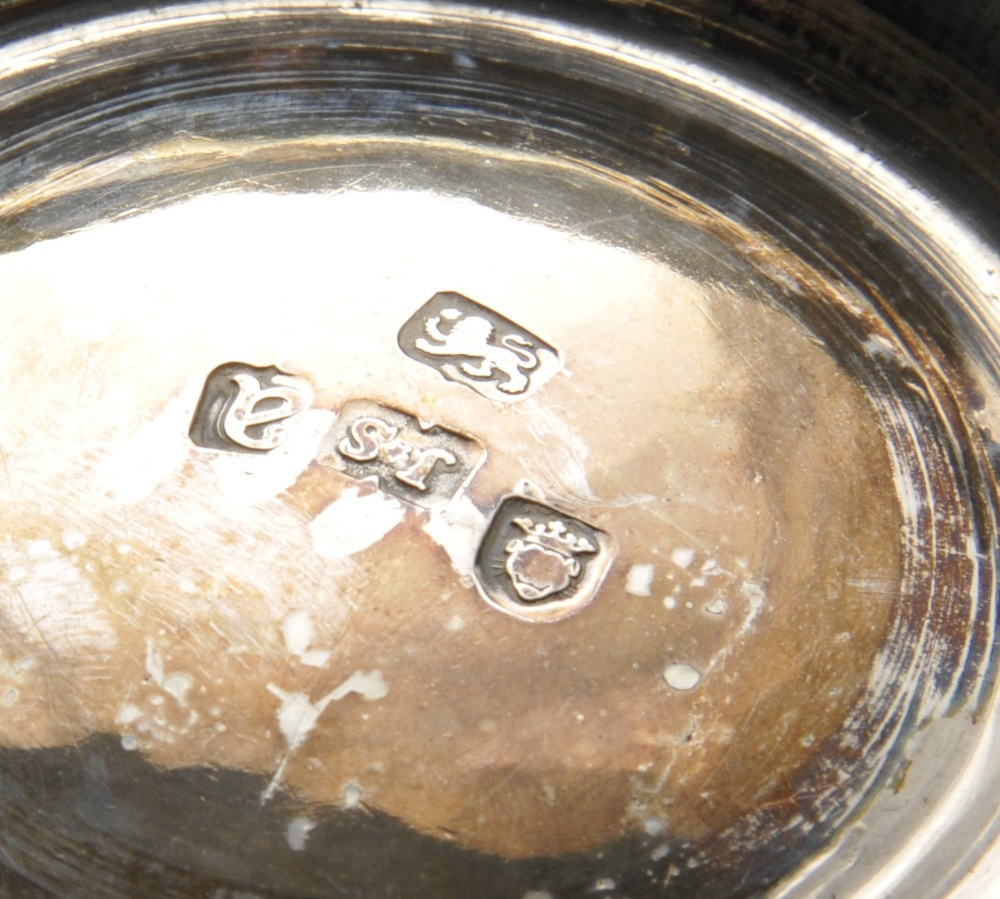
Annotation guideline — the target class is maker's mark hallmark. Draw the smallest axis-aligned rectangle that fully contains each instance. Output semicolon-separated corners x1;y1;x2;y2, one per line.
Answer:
398;291;562;403
474;497;612;622
321;400;484;509
189;362;313;453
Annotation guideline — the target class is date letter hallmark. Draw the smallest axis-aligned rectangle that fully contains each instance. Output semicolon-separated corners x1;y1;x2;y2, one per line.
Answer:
398;292;562;403
189;362;313;453
322;400;484;509
474;497;613;623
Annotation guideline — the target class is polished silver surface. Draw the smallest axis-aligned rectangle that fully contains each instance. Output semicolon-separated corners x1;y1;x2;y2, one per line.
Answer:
0;1;999;897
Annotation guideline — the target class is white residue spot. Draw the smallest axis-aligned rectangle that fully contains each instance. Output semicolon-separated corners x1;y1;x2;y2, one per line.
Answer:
342;782;364;808
327;669;388;702
593;879;616;892
1;687;18;707
865;332;903;361
26;540;52;559
283;611;315;657
286;816;316;852
663;596;677;610
210;408;335;507
626;563;655;596
262;671;388;803
281;611;332;667
121;734;139;751
300;650;331;668
423;494;488;577
704;597;728;616
268;687;325;750
6;565;27;582
310;488;405;559
643;817;666;836
163;672;193;705
663;663;701;691
445;614;465;633
651;843;670;861
116;703;142;725
737;580;767;638
671;547;695;569
145;640;165;686
62;530;88;551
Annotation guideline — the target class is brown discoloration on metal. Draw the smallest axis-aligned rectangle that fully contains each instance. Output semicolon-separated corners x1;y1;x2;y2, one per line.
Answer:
281;460;358;518
0;228;907;860
0;0;995;890
0;148;992;891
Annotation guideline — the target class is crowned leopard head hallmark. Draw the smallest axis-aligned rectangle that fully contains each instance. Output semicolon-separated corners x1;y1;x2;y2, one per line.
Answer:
474;497;613;622
504;517;597;602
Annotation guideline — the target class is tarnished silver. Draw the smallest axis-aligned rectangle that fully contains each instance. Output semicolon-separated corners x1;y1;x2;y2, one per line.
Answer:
0;1;999;898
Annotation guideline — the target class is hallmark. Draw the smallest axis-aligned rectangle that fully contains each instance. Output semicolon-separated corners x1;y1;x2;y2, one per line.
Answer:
397;291;562;403
321;400;484;509
474;497;612;622
189;362;313;453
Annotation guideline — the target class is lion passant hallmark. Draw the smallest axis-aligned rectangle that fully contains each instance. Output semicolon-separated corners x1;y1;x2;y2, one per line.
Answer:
474;496;613;622
397;291;562;402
